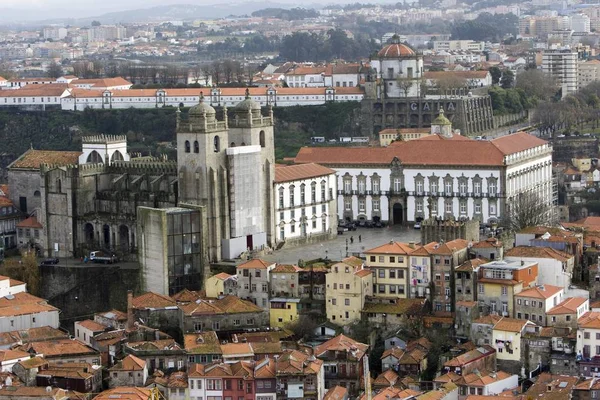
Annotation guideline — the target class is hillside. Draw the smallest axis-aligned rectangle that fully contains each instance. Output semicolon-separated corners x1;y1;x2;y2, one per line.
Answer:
0;102;361;180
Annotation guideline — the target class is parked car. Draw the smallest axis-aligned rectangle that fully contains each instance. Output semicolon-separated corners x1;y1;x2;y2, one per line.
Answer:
413;222;421;229
41;258;59;265
374;221;383;228
365;221;374;228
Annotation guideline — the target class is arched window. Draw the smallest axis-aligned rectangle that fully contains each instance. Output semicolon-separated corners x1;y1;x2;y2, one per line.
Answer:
259;130;265;148
184;140;190;153
33;190;40;197
194;141;199;153
214;136;220;153
56;179;62;193
230;142;236;147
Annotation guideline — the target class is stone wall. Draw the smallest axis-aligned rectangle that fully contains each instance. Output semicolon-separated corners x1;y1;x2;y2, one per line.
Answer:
421;218;480;244
39;263;140;333
552;136;599;162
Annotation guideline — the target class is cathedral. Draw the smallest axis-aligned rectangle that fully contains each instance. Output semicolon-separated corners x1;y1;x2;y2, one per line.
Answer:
7;91;277;295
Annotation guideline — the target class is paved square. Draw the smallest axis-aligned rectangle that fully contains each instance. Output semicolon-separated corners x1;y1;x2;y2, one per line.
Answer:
263;225;422;264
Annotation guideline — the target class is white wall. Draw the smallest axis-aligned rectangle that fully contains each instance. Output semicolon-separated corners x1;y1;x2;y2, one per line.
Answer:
505;256;570;290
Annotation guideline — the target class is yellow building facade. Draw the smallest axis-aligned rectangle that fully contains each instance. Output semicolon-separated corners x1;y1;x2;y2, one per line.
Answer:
269;298;300;328
325;257;373;325
365;242;413;299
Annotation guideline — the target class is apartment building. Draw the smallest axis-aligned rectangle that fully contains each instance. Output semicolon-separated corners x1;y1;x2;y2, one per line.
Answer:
365;241;413;299
542;49;579;98
325;257;372;325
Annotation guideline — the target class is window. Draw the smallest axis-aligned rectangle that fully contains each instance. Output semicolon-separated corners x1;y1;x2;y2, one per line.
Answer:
373;200;380;212
359;199;365;212
390;270;396;279
213;136;220;152
445;201;452;213
185;140;190;153
478;284;484;294
489;182;496;195
300;185;306;205
373;179;380;194
460;201;466;214
379;256;384;263
194;141;199;153
475;203;481;214
345;199;351;210
474;181;481;194
358;180;366;194
585;332;591;339
460;181;466;195
345;299;350;306
289;186;295;206
332;298;337;305
394;178;401;192
379;269;385;278
501;286;507;295
379;285;386;293
398;285;405;294
445;181;452;195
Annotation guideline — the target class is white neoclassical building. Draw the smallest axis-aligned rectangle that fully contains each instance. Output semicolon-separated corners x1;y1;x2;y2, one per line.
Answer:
274;163;337;245
294;113;553;225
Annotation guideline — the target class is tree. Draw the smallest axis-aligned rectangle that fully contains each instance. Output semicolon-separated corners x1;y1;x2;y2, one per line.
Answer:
396;76;415;98
285;315;321;341
46;61;63;79
502;191;554;232
435;73;467;97
515;69;558;101
500;69;514;89
489;66;502;85
91;20;101;26
0;251;40;296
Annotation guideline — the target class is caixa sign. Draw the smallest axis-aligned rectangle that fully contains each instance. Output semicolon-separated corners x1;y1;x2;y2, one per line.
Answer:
410;102;456;111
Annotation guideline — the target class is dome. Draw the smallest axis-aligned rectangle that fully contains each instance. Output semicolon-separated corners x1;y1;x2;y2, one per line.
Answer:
236;89;261;111
377;35;416;58
189;93;216;116
432;108;452;126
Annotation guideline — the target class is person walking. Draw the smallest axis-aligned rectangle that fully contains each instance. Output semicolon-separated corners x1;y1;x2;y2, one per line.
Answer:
350;236;354;244
359;235;362;243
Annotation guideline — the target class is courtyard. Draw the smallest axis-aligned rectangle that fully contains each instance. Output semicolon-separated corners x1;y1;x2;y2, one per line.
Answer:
263;225;421;265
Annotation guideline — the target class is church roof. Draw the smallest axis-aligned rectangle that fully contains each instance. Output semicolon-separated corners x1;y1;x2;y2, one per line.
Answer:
275;163;335;183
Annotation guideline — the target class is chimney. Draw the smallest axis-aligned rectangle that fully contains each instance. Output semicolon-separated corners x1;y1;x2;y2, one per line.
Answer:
409;242;415;249
127;290;134;330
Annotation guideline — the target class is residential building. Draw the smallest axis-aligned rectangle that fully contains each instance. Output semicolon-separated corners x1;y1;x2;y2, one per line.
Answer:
0;276;29;297
577;311;600;359
470;315;502;346
442;345;496;375
269;298;300;328
380;338;430;377
0;387;71;400
204;273;237;298
131;292;182;334
362;298;427;329
504;246;574;291
314;334;368;396
74;319;107;346
548;297;589;328
522;373;577;400
179;295;267;333
433;40;485;52
294;131;553;225
493;317;538;373
236;259;275;310
13;356;48;385
514;284;564;325
298;265;328;316
36;362;102;393
109;354;148;388
18;339;100;365
325;257;372;324
542;49;579;98
94;309;128;330
220;343;254;363
578;59;600;89
477;260;538;317
324;386;349;400
409;242;437;299
123;339;186;373
183;332;222;365
0;349;31;372
454;370;518;399
95;388;152;400
430;239;469;313
274;163;337;245
365;241;413;299
455;259;487;304
470;237;503;261
270;264;302;298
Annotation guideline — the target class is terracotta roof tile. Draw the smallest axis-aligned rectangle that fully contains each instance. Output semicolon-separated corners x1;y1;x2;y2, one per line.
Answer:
275;163;335;183
548;297;588;315
515;285;563;300
237;259;274;270
109;354;146;371
183;332;222;354
444;345;495;367
315;334;368;360
75;319;106;332
95;387;151;400
220;343;253;356
365;241;415;255
294;132;547;167
9;149;81;170
505;246;572;262
132;292;177;309
494;317;531;332
324;386;349;400
19;339;97;358
579;311;600;328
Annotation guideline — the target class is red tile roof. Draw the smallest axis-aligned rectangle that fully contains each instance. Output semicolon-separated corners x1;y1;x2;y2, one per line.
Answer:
548;297;588;315
16;216;42;229
514;285;563;300
237;259;274;270
9;150;82;170
275;163;335;183
294;132;547;167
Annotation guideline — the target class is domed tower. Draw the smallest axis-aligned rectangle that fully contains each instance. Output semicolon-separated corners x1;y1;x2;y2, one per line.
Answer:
177;92;230;262
431;108;453;138
371;35;423;98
